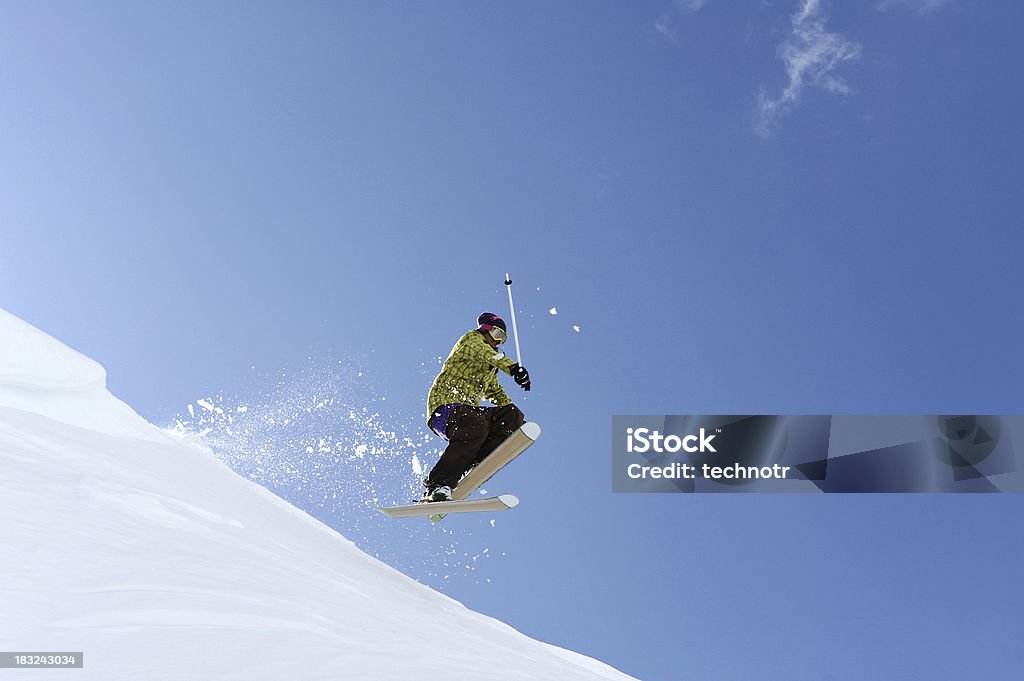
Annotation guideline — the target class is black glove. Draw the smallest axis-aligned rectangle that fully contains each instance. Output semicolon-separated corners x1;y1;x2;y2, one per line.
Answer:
510;363;531;391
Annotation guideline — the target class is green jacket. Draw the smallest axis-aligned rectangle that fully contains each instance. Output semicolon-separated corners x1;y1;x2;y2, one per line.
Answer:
427;330;517;422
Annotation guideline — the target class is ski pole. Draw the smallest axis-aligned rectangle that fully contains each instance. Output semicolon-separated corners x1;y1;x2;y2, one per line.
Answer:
504;273;522;365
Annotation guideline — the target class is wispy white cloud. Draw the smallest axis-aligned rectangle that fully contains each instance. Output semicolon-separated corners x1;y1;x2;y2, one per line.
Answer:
877;0;955;15
654;15;680;43
756;0;862;137
676;0;707;12
654;0;708;44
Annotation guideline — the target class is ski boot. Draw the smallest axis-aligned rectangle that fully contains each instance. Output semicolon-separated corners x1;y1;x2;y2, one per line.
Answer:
420;484;452;503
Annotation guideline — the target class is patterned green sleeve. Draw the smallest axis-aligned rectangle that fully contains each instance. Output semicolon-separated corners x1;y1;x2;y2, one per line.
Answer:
465;332;517;374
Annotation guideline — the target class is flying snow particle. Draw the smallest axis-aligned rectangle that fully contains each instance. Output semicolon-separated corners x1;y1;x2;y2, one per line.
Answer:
573;325;581;333
197;399;215;412
549;307;558;316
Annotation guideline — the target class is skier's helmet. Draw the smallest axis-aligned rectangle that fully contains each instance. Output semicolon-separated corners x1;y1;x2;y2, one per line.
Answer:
477;312;508;344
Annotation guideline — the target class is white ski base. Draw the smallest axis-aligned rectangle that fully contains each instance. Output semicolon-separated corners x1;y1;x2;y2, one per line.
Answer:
453;421;541;501
378;494;519;519
380;422;541;522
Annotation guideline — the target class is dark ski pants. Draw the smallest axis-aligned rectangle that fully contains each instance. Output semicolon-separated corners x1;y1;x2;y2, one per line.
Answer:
427;404;525;490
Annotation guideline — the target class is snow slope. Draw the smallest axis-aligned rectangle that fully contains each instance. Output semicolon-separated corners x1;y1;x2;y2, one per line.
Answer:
0;309;636;681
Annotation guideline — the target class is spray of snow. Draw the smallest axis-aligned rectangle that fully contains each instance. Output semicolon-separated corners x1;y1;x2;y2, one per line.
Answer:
165;359;502;585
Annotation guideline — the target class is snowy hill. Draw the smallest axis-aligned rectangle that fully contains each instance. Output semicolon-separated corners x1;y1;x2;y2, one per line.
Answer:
0;309;636;681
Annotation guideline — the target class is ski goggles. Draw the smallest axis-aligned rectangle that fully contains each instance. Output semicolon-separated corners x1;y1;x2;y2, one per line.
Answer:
480;324;508;344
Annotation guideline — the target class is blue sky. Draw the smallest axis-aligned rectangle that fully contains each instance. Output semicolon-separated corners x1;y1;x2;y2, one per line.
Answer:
2;1;1022;679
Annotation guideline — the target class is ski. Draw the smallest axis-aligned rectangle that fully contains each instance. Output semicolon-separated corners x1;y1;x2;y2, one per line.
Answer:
426;421;540;521
452;421;540;501
378;494;519;519
378;421;541;522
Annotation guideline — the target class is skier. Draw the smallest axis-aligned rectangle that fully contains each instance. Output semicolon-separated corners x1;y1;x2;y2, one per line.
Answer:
422;312;532;502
